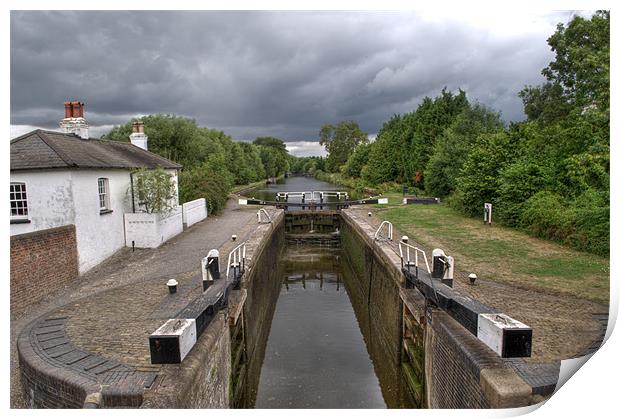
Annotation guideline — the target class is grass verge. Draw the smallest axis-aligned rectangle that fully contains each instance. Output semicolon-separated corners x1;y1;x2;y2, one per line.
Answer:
378;202;609;305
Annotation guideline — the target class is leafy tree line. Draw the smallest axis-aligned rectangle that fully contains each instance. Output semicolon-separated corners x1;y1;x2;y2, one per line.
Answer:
315;11;609;256
103;116;290;214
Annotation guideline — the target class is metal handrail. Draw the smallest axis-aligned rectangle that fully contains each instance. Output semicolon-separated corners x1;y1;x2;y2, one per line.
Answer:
227;242;246;278
374;220;393;241
275;191;349;202
398;241;431;274
398;240;441;304
257;208;272;224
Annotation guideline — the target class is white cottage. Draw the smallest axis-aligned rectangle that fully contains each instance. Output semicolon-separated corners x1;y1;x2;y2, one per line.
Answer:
10;101;182;275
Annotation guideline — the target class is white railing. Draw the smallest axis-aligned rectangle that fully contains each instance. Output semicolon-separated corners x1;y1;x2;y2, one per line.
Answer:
257;208;272;224
227;242;246;279
398;240;431;274
374;220;393;241
319;191;348;200
275;191;349;202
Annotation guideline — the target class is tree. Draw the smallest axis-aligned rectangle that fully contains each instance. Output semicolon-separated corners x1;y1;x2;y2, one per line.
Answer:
518;83;572;123
456;131;518;216
362;115;403;184
361;88;468;186
319;121;368;173
343;142;372;178
178;156;233;215
542;10;609;111
425;103;504;197
253;137;290;177
131;168;177;215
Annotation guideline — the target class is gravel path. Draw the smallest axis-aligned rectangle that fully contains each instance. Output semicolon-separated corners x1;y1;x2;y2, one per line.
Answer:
10;197;257;408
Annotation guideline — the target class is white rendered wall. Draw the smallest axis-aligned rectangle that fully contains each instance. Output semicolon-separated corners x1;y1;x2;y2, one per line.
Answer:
70;169;133;273
182;198;208;228
10;170;76;236
11;168;180;274
124;206;183;248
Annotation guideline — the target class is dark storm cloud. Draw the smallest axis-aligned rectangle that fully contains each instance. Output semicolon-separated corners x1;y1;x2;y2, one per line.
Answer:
11;10;571;145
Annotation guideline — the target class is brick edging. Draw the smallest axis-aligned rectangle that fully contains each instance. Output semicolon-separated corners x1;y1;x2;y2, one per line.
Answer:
18;312;157;408
17;317;99;408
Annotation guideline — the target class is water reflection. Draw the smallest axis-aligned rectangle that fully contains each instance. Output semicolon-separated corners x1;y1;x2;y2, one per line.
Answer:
254;247;386;408
244;176;360;204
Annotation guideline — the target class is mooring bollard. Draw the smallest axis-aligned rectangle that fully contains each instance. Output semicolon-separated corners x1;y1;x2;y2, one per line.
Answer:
468;273;477;285
167;279;178;294
202;249;220;291
431;248;454;287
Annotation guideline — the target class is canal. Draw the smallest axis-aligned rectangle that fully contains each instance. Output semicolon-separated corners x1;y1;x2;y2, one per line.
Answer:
254;247;385;408
240;176;417;409
245;176;361;204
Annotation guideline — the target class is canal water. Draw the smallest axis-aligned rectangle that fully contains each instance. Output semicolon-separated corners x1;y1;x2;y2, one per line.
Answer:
254;247;386;408
241;176;416;409
244;176;361;205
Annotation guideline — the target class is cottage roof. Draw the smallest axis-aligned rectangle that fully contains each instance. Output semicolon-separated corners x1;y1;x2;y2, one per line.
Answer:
10;130;182;171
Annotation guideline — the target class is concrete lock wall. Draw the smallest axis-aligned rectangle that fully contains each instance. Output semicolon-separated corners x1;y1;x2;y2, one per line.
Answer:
182;198;208;228
339;210;533;409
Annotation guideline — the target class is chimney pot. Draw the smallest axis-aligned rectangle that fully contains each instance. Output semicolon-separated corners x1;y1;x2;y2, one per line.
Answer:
64;102;72;118
60;100;89;139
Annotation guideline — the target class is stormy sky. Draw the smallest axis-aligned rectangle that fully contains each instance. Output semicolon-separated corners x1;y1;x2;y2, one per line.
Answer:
10;10;582;156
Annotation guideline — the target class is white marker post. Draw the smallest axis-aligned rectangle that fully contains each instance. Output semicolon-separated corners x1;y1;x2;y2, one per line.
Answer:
484;203;493;224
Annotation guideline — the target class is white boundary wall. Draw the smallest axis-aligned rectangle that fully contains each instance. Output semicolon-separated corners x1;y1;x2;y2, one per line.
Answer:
124;206;183;248
182;198;207;228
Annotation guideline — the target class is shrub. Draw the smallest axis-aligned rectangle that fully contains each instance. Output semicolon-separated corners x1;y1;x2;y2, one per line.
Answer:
570;189;609;256
520;191;574;242
179;158;233;215
496;160;551;227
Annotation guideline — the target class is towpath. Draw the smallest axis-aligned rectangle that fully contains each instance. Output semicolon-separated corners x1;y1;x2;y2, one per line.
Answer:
10;196;257;408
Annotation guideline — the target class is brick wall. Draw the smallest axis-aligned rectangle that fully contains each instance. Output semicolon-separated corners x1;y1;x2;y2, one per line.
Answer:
11;225;79;312
426;311;492;408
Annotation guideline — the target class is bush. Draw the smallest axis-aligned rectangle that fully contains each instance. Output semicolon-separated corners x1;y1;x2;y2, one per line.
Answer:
520;191;574;242
456;132;516;216
570;189;609;256
496;160;551;227
179;158;233;215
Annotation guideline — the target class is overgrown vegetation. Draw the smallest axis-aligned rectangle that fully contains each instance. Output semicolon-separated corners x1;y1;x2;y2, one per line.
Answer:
104;116;292;214
313;11;610;256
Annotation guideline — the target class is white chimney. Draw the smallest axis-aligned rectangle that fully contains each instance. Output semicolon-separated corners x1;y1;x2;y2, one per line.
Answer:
59;101;90;139
129;121;148;150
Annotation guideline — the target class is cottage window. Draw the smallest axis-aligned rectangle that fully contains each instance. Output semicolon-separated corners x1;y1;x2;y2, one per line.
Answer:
10;182;29;220
98;178;110;212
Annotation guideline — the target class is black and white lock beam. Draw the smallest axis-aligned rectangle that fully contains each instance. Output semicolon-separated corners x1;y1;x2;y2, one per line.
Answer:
402;267;532;358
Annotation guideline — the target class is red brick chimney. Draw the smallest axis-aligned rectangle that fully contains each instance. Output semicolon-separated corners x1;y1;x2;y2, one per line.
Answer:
59;100;89;139
130;120;148;150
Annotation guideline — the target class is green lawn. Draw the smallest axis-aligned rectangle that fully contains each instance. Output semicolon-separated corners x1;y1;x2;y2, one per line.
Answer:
377;199;609;305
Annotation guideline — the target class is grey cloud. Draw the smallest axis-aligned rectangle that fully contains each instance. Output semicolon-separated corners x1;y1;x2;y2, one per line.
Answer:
11;10;571;147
